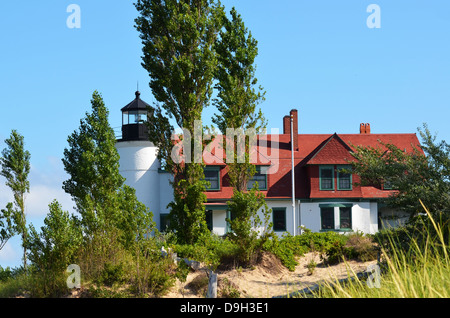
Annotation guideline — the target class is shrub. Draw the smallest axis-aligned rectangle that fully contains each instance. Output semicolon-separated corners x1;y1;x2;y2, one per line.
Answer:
264;231;351;270
305;204;450;298
306;259;317;275
0;266;13;283
324;240;349;265
173;234;241;270
263;233;310;271
345;233;378;262
226;189;273;266
97;262;128;287
186;272;209;296
219;277;241;298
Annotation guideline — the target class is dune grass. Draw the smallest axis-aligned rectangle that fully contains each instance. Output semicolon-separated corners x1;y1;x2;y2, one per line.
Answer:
307;201;450;298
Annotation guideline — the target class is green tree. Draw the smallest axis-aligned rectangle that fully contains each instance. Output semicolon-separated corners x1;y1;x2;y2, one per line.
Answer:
213;6;266;191
226;188;272;265
351;124;450;223
116;185;155;249
0;130;31;271
212;8;272;265
135;0;224;244
62;91;125;236
0;203;15;251
62;91;154;247
26;200;83;296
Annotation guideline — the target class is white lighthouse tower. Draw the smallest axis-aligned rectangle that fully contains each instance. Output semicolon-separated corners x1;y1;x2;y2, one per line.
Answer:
116;91;164;230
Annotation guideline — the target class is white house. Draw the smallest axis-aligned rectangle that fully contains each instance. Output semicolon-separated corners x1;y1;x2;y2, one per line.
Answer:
116;92;422;236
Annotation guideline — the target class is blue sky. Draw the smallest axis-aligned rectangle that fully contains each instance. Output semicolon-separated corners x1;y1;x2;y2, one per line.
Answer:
0;1;449;268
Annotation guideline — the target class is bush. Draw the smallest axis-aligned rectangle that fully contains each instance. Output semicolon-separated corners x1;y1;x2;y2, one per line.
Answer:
225;188;273;266
97;262;128;287
173;234;241;270
345;233;378;262
0;266;13;283
263;230;377;270
263;233;309;271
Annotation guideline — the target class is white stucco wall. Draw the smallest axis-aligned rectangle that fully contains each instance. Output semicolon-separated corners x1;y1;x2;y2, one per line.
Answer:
300;201;378;235
212;210;227;236
159;172;173;215
208;200;299;237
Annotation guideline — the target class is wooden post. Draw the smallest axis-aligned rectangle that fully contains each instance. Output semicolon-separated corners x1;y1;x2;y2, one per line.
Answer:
207;271;217;298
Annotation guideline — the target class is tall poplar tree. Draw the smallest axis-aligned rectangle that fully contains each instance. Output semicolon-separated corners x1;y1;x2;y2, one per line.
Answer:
213;7;266;190
212;8;272;264
0;130;31;271
135;0;224;244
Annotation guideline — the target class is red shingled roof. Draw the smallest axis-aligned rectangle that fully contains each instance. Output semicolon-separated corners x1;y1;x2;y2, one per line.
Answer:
203;131;421;201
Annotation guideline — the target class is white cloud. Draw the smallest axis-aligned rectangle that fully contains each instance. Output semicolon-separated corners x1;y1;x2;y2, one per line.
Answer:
0;239;19;266
0;156;75;218
25;184;74;218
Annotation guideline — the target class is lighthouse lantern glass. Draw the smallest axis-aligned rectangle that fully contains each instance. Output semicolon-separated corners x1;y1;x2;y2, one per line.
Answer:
123;110;148;125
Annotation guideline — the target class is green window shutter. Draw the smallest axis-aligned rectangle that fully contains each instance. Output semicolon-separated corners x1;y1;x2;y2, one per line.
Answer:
226;210;235;234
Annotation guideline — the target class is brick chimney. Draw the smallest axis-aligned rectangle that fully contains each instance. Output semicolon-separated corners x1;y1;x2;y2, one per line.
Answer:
290;109;298;151
360;123;371;134
283;115;291;135
283;110;299;151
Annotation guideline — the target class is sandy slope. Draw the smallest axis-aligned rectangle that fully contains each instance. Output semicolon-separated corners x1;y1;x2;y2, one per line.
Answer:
164;252;377;298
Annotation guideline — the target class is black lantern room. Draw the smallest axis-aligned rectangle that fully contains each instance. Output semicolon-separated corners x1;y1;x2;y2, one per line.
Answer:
121;91;154;141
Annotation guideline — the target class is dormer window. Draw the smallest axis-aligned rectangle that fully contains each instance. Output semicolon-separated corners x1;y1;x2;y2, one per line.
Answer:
247;166;268;190
337;165;352;190
204;166;220;191
319;166;334;190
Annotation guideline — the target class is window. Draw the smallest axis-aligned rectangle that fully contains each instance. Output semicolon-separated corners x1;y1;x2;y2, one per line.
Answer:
160;214;170;232
206;210;213;231
123;110;147;125
339;207;352;230
247;166;268;190
320;166;334;190
320;204;353;231
272;208;287;232
320;207;335;230
337;166;352;190
204;167;220;190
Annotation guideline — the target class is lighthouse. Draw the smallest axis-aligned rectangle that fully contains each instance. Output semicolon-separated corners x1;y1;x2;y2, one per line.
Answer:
116;91;167;230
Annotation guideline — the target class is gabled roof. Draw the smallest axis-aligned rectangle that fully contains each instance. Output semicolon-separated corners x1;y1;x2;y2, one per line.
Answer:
305;133;354;165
